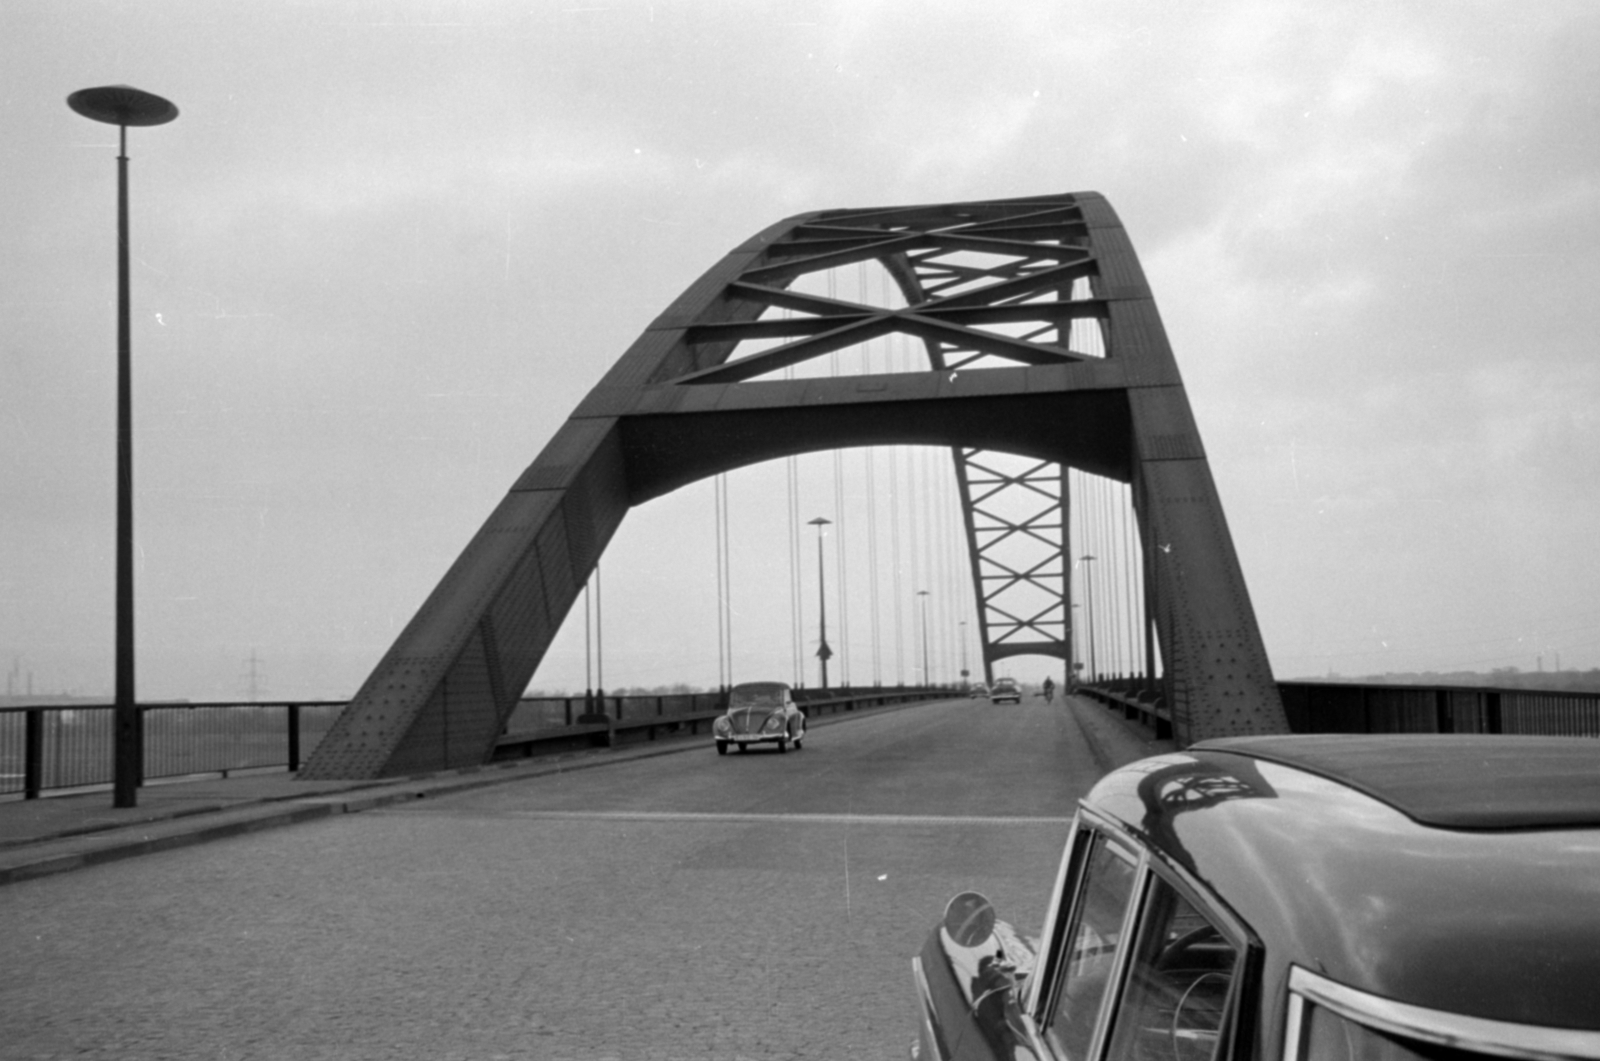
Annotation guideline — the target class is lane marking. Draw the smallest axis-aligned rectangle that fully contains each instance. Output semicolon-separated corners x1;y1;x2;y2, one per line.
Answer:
439;810;1074;825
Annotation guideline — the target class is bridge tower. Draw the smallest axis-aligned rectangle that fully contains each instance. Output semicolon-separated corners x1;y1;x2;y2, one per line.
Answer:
300;192;1286;779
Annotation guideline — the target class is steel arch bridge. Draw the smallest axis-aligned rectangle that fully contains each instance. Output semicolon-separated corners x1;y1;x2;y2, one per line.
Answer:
300;192;1287;779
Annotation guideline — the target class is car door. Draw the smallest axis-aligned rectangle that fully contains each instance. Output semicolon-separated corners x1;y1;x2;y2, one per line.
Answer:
1026;814;1250;1061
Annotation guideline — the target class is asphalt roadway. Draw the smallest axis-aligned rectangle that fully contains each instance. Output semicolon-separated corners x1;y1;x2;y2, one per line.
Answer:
0;695;1170;1061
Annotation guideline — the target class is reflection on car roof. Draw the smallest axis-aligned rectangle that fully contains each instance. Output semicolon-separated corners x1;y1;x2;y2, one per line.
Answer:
1197;734;1600;829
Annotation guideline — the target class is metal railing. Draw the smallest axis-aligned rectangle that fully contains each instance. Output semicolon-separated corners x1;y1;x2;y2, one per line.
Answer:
1076;679;1600;743
2;686;959;799
494;686;954;757
1277;681;1600;737
0;701;346;799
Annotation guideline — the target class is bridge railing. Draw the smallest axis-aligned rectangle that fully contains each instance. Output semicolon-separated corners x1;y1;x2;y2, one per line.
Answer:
493;686;955;758
1277;681;1600;737
1076;680;1173;740
1076;679;1600;741
1;686;959;799
0;701;349;799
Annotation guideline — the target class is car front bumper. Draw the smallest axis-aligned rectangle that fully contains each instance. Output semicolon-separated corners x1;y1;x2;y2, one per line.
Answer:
720;732;790;745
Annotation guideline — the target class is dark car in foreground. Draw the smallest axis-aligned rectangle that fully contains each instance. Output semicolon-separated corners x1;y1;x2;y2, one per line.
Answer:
910;734;1600;1061
712;681;806;754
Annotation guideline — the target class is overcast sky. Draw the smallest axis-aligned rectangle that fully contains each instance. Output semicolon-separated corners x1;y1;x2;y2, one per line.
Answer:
4;0;1600;701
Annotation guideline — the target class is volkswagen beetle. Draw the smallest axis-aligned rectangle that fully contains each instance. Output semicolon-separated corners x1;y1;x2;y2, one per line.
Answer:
910;734;1600;1061
712;681;807;754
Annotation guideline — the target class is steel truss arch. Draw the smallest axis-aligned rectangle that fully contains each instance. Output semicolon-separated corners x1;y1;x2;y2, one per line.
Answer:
301;192;1286;779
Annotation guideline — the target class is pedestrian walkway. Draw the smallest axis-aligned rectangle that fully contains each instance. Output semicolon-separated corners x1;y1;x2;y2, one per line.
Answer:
0;696;1172;887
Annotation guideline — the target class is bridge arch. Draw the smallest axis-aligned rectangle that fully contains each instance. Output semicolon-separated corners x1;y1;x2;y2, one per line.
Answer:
300;192;1286;780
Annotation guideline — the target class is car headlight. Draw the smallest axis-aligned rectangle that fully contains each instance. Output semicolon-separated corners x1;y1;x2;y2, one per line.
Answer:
714;717;731;736
762;713;785;733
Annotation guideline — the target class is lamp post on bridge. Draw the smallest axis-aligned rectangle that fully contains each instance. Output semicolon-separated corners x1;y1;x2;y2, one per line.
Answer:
808;517;832;689
67;85;179;810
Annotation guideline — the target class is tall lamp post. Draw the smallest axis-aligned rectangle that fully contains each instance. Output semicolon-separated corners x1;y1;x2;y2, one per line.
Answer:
808;517;833;688
1079;555;1097;684
917;590;931;688
68;85;179;809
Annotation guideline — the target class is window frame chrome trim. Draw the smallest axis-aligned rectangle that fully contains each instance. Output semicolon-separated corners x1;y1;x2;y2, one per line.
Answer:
1033;805;1256;1061
1031;808;1149;1061
1287;965;1600;1061
1025;810;1092;1016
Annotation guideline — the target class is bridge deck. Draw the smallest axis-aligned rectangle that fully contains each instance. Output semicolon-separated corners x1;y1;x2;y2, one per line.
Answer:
0;697;1169;1059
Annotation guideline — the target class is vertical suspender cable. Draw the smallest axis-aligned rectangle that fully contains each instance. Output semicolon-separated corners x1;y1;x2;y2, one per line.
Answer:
1093;475;1110;677
722;476;733;686
1122;482;1141;682
866;432;883;684
834;452;848;687
714;475;726;690
787;455;800;685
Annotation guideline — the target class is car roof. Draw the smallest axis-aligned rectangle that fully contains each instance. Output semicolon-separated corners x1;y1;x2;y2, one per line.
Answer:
1197;734;1600;828
1082;735;1600;1030
730;681;788;694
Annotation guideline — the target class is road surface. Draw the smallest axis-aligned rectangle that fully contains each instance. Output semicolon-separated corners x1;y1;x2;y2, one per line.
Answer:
2;695;1112;1061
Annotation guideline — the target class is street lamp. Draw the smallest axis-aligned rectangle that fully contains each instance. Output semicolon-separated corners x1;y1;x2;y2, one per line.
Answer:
917;590;931;687
808;517;833;689
68;85;179;809
1079;555;1097;684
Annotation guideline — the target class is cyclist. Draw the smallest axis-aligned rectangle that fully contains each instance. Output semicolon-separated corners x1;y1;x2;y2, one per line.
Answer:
1042;676;1056;703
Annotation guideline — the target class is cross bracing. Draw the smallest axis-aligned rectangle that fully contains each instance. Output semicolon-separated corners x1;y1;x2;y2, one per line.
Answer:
300;192;1286;780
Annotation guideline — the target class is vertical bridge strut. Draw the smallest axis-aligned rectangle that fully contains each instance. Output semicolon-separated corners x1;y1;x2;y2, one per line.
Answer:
301;192;1286;780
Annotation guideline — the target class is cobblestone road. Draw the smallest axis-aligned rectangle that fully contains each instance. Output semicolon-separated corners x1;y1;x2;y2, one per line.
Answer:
2;697;1111;1060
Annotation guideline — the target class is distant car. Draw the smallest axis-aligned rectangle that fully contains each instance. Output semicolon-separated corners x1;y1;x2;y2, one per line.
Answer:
988;678;1021;704
969;683;989;699
909;735;1600;1061
712;681;807;755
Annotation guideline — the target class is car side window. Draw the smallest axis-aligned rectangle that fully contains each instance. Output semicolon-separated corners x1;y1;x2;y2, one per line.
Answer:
1103;874;1238;1061
1044;835;1139;1061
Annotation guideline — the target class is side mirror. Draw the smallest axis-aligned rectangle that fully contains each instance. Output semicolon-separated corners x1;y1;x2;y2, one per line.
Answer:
942;891;997;948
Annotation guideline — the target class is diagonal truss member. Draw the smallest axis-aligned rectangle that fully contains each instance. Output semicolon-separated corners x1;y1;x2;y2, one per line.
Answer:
300;192;1286;779
952;452;1070;682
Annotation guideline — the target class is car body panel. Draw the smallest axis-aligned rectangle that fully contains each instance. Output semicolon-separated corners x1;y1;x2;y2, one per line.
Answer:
1084;740;1600;1031
909;734;1600;1061
712;681;806;750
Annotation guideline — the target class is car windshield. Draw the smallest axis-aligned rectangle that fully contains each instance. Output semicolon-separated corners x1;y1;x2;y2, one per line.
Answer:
729;683;787;708
994;680;1017;689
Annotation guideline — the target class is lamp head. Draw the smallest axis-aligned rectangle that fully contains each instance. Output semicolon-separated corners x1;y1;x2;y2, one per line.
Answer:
67;85;179;127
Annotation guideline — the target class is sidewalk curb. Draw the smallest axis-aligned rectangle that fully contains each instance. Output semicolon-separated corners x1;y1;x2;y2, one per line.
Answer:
0;694;941;888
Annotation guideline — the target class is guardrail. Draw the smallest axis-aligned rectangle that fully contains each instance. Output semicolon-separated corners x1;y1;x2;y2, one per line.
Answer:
1076;684;1173;740
492;686;954;758
1;686;959;799
0;701;349;799
1075;679;1600;743
1277;681;1600;737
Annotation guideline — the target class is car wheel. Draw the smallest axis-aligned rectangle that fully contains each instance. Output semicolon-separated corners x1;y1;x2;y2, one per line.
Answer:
777;738;788;753
737;743;747;753
795;730;804;751
716;740;728;755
